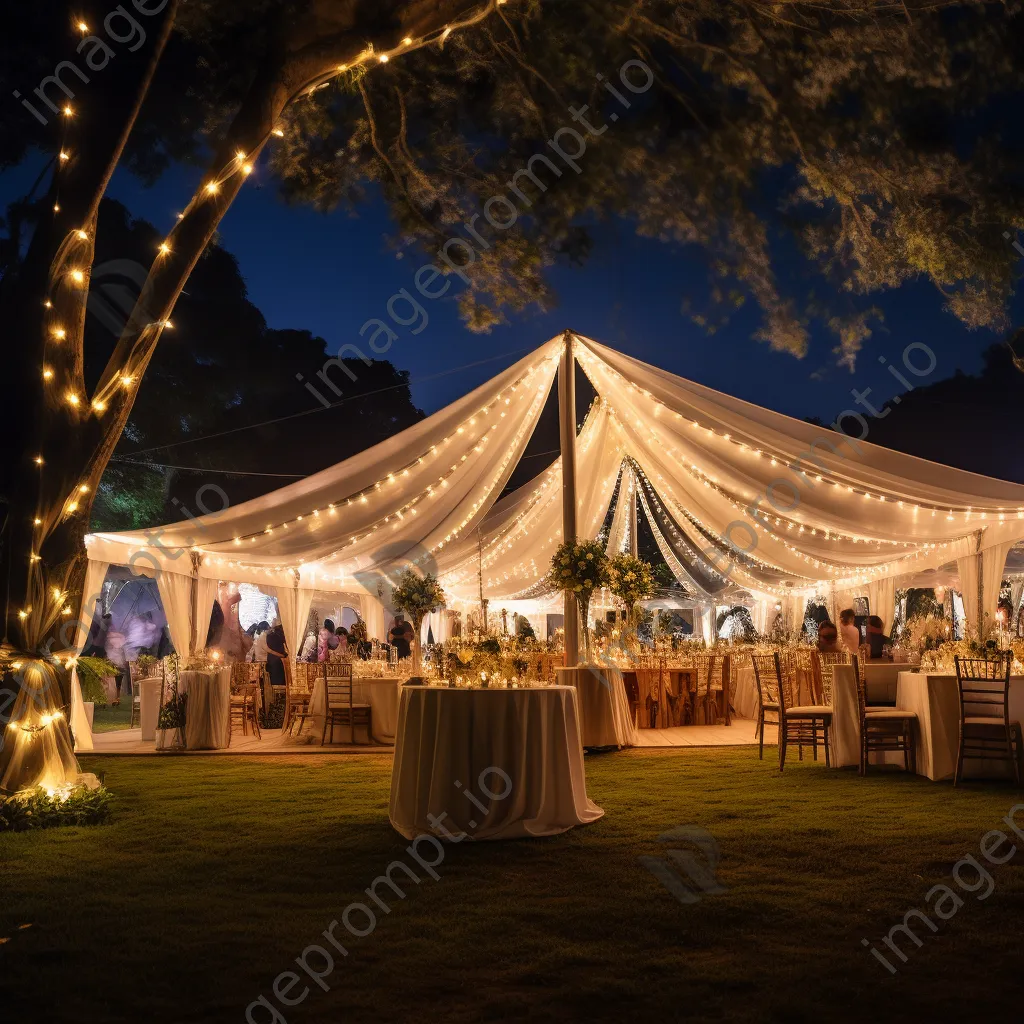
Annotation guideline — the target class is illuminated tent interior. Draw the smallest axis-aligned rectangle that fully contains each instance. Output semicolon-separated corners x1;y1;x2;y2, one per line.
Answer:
77;331;1024;741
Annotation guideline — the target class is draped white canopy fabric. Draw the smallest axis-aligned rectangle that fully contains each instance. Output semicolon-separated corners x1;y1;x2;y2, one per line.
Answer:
87;332;1024;640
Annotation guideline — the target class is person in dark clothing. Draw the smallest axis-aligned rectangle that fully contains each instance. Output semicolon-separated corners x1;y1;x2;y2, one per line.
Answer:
265;621;289;688
83;612;112;657
389;617;412;659
866;615;890;659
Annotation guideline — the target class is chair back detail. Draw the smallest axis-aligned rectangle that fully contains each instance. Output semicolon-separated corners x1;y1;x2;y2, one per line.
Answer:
750;652;783;711
325;661;355;710
818;651;851;706
954;654;1012;725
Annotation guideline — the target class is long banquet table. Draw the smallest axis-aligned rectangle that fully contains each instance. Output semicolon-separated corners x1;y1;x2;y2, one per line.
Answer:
897;671;1024;782
389;684;604;841
554;664;638;748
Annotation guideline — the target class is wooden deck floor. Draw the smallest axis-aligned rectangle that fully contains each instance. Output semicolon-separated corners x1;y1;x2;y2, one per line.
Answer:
87;719;771;755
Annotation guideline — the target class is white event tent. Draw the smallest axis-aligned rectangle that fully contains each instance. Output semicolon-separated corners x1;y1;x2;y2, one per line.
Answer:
80;331;1024;706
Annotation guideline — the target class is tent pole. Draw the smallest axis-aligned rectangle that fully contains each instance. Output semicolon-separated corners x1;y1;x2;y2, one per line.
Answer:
559;330;580;667
628;469;638;558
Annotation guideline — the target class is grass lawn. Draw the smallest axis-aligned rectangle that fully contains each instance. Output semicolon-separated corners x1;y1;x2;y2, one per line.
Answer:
90;700;135;733
2;749;1023;1023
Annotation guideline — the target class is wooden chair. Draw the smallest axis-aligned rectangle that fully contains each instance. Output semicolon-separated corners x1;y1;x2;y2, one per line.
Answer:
753;651;832;770
954;654;1022;786
129;679;142;729
322;662;371;745
817;651;851;706
852;654;916;775
228;682;261;744
285;661;316;734
691;653;718;725
750;652;781;760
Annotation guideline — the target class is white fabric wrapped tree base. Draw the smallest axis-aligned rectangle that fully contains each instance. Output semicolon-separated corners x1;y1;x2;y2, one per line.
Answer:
389;685;604;841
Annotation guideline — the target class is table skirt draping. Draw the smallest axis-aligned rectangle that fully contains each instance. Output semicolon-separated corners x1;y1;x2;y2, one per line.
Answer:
555;665;638;748
897;673;1024;782
389;685;604;841
828;666;912;769
137;678;163;741
283;677;402;745
180;669;231;750
732;666;759;720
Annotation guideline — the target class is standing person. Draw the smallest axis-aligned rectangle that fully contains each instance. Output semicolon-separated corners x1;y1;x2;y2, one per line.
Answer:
839;609;860;656
389;616;412;659
83;612;112;657
247;621;271;663
317;618;340;661
265;620;289;689
334;626;349;655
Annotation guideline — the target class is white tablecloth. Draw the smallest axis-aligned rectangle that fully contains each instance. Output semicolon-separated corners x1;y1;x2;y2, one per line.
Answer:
389;685;604;841
897;672;1024;782
732;665;759;719
285;677;402;744
138;678;163;741
555;664;638;748
180;669;231;750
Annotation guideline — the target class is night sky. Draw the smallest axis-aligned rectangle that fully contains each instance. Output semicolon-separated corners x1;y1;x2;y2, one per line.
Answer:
2;150;1020;430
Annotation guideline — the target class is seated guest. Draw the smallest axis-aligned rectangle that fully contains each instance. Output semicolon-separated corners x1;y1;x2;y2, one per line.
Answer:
334;626;349;655
839;609;860;656
817;621;841;653
866;615;890;659
317;618;340;662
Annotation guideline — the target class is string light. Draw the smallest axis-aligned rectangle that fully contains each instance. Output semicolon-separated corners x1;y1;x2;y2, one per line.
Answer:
272;128;285;137
63;105;73;117
76;230;88;240
158;242;171;255
70;269;85;284
77;20;88;32
59;151;70;162
205;182;219;195
120;374;134;387
42;367;53;380
65;392;80;407
33;456;43;465
379;53;390;63
51;326;66;340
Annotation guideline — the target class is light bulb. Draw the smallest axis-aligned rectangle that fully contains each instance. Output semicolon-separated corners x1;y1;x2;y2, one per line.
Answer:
59;151;70;161
42;367;53;380
70;269;85;284
33;518;42;525
68;501;78;512
79;484;89;493
120;374;134;387
43;300;52;308
34;455;43;465
205;182;219;194
402;36;412;44
159;242;171;254
66;392;80;406
379;53;389;62
242;163;253;175
53;204;60;212
76;230;88;240
272;128;284;137
63;105;73;117
77;20;88;31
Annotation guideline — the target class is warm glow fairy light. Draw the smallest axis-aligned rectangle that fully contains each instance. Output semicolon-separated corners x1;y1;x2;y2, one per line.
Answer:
51;326;66;340
76;229;88;240
70;269;85;284
42;367;53;380
59;151;70;161
159;242;171;255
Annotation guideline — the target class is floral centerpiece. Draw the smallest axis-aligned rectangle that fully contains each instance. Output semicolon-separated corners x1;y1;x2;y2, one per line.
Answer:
549;539;609;660
391;569;447;677
606;553;655;627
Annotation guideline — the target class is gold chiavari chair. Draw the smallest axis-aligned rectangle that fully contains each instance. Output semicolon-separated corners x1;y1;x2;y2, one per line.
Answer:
750;652;781;760
285;661;317;734
692;653;718;725
817;651;851;707
954;653;1021;786
322;661;371;745
228;682;261;743
754;651;833;770
853;654;916;776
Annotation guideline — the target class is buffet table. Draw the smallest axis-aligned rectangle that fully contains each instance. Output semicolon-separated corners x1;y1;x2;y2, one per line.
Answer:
389;685;604;841
555;664;638;748
897;671;1024;781
287;676;403;745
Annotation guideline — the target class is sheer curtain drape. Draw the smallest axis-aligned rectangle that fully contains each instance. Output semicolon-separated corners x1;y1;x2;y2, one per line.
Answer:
68;558;109;751
271;586;315;660
156;571;195;657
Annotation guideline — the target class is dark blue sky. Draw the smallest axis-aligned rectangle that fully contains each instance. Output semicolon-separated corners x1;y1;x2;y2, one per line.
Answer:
3;151;1017;426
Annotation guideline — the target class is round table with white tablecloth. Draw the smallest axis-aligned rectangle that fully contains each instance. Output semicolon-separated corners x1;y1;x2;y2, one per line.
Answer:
284;676;402;745
389;685;604;841
897;671;1024;781
555;664;637;748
